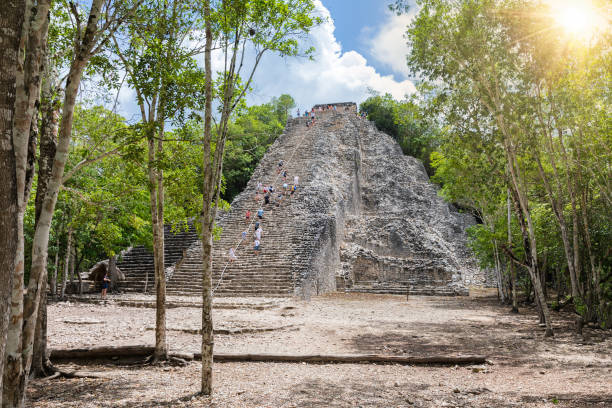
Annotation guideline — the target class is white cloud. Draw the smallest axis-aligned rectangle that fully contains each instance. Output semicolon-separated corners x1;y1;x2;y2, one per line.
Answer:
245;1;416;112
114;1;417;119
366;12;414;78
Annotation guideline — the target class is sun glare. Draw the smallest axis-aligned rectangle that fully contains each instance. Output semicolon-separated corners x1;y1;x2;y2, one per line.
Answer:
549;0;607;38
555;5;590;33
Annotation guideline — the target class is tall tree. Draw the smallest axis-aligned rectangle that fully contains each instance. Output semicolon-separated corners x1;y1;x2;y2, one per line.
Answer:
0;1;25;403
199;0;321;394
405;0;557;334
113;0;207;361
3;0;139;405
3;0;52;404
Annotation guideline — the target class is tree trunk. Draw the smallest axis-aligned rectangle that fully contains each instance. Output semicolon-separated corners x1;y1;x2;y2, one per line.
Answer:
534;154;580;300
50;242;59;299
507;191;518;313
60;227;72;299
493;240;505;303
200;215;214;395
14;3;102;400
540;252;547;301
4;1;51;405
148;130;167;361
0;1;24;402
70;246;76;289
30;275;50;378
502;132;553;336
7;0;118;403
108;255;117;293
506;169;552;335
201;0;215;394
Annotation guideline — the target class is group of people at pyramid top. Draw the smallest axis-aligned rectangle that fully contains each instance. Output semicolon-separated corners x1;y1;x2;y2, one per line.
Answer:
228;159;300;262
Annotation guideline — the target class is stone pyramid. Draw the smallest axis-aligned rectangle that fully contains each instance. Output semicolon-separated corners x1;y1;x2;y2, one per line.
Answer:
164;105;495;297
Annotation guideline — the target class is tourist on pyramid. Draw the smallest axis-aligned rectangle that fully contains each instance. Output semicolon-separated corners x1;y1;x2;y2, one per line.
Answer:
264;193;270;205
257;208;264;219
283;182;288;191
254;226;262;240
257;181;262;192
255;221;260;230
293;175;299;186
282;170;288;181
245;209;251;223
254;239;261;256
241;230;247;241
228;248;237;263
290;184;297;197
276;192;283;206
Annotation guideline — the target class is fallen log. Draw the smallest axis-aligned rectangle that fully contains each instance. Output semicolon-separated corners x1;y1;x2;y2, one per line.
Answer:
50;345;154;360
57;370;113;379
207;353;487;365
50;346;486;365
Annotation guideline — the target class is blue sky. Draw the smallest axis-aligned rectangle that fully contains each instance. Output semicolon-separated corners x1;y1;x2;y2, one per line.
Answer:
323;0;409;81
117;0;418;118
324;1;390;70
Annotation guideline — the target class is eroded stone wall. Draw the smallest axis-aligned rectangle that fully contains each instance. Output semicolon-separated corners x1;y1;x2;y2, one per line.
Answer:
297;110;495;296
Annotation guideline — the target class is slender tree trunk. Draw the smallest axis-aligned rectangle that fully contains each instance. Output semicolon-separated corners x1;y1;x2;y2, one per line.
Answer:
50;242;59;299
201;0;214;394
503;129;552;336
13;3;101;400
493;240;505;303
77;259;83;295
4;1;50;405
60;227;72;299
506;166;552;336
149;128;167;361
0;1;24;402
70;247;76;289
30;275;50;378
108;255;117;293
534;154;580;300
507;191;518;313
540;252;547;300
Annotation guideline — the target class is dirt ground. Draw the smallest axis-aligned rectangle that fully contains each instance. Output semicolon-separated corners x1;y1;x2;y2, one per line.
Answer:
28;293;611;407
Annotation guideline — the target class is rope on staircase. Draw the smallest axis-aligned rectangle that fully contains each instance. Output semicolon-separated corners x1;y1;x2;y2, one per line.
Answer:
211;115;322;295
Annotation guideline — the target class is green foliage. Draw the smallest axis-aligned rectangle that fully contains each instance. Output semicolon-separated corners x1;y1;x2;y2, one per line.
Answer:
403;0;612;319
360;92;440;174
223;94;295;201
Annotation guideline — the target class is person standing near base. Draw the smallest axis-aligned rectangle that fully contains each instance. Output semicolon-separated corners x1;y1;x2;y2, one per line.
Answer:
101;272;111;299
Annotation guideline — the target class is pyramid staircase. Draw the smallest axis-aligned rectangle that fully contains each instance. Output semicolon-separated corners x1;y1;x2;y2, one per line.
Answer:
166;116;333;296
117;223;199;293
